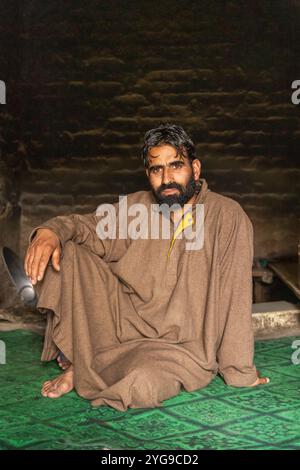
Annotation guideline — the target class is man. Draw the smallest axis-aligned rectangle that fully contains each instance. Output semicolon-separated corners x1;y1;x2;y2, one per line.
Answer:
25;124;269;411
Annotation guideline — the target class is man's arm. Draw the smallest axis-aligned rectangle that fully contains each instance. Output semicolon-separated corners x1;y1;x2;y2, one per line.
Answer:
26;203;130;285
28;212;108;258
216;203;269;387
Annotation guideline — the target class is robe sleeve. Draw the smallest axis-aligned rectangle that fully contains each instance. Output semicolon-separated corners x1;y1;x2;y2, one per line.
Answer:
216;203;258;387
28;203;129;262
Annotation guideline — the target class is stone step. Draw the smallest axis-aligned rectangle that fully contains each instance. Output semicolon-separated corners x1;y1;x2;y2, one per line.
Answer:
1;301;300;340
253;300;300;340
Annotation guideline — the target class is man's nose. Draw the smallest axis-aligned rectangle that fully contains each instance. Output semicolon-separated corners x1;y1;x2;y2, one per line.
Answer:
162;168;172;185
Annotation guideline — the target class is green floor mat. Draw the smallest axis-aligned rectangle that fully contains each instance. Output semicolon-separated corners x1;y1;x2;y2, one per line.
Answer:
0;330;299;450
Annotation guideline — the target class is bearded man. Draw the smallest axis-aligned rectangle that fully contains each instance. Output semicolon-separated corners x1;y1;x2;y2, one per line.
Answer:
25;123;268;411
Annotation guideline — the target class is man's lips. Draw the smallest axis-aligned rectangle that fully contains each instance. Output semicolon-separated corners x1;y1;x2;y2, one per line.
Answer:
161;188;178;194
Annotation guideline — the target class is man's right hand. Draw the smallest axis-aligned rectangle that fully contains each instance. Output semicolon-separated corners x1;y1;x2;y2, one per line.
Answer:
24;228;62;285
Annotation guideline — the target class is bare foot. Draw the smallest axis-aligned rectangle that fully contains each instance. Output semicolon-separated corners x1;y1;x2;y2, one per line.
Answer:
41;366;74;398
57;353;71;371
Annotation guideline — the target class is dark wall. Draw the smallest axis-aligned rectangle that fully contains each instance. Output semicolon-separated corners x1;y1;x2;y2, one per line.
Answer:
0;1;299;266
0;1;23;305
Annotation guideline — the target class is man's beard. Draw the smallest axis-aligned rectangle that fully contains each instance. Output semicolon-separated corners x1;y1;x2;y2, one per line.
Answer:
152;174;198;208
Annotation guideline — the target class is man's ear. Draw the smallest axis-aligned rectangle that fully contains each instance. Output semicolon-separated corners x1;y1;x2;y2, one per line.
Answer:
192;159;201;180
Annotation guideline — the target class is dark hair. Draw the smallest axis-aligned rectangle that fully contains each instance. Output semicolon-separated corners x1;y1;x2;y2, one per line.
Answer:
141;123;196;168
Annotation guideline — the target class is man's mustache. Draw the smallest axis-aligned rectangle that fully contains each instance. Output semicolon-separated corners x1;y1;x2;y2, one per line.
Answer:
158;183;182;193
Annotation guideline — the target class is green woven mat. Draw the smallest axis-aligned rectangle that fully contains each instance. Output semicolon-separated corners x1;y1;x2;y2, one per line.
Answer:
0;330;299;450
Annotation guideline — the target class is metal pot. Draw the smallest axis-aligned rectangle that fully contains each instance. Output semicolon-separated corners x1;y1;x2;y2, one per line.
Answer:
1;246;37;307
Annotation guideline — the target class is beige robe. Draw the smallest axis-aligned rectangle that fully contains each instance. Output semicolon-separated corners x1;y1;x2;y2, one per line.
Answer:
29;178;257;411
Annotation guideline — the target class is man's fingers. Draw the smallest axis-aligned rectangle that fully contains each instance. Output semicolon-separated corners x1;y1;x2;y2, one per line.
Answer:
26;246;37;280
24;229;61;282
37;253;52;281
51;247;61;272
30;247;45;284
31;246;53;284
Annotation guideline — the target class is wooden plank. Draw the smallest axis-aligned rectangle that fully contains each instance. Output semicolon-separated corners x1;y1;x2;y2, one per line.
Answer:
269;261;300;300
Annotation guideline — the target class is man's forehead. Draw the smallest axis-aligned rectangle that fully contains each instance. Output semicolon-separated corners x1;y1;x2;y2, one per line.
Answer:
148;146;185;163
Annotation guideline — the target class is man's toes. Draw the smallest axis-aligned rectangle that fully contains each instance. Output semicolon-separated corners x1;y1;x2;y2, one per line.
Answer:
42;381;59;398
41;382;51;394
42;378;59;395
41;385;51;397
47;389;61;398
47;381;69;398
41;371;73;399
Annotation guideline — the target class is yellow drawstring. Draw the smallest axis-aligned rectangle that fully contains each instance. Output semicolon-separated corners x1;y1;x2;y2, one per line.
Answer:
167;211;194;259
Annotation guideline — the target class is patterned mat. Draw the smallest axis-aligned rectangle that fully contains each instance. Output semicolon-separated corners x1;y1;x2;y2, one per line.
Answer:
0;330;299;450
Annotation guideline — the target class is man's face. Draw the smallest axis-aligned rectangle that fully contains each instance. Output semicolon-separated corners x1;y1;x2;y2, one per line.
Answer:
145;144;201;207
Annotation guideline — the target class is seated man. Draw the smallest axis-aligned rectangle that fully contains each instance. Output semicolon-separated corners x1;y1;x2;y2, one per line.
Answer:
25;123;269;412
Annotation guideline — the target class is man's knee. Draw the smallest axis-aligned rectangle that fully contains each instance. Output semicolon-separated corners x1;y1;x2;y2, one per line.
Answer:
59;240;91;267
61;239;77;257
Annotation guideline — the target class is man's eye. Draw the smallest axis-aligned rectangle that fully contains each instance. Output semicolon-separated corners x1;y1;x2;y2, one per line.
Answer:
151;167;161;173
171;162;183;169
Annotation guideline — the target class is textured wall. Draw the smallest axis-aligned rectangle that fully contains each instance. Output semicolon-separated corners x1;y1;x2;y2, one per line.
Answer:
0;1;23;305
0;0;299;265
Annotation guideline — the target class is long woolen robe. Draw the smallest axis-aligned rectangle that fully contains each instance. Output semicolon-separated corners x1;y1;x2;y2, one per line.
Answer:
29;178;258;411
